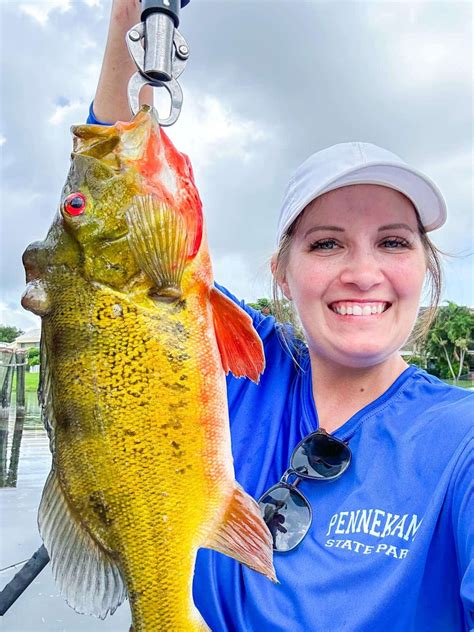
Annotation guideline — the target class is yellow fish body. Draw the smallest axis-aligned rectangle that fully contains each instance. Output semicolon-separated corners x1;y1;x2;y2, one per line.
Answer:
22;107;275;631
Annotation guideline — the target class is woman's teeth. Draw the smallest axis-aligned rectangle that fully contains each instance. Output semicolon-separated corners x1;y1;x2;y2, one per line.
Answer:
330;303;389;316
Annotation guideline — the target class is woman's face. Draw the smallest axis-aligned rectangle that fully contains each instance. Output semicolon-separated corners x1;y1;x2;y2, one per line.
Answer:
279;184;427;369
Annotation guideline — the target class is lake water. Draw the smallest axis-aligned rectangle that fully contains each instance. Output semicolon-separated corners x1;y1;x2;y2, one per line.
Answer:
0;392;131;631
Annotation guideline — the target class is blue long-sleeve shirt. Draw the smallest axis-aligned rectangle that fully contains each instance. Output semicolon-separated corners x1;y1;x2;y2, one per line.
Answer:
191;285;473;632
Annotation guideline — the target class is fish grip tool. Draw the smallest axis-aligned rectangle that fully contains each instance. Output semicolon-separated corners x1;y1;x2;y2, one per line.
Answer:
127;0;190;125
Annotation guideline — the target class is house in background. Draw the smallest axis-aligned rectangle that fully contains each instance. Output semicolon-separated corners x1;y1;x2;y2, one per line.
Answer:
14;329;40;350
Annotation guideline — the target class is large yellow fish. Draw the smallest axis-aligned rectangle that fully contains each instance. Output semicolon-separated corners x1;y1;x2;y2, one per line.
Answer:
22;106;276;631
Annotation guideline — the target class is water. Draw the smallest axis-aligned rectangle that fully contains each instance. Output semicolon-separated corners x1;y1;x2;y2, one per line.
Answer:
0;393;131;631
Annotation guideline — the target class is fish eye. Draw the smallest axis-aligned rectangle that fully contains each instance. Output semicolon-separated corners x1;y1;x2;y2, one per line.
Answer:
64;192;86;216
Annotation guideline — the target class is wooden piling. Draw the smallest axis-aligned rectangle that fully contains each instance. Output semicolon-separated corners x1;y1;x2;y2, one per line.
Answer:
0;348;15;418
5;412;25;487
15;350;27;414
0;418;7;487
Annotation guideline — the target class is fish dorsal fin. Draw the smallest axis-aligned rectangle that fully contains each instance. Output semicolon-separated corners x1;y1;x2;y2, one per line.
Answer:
204;483;277;582
126;195;188;300
210;288;265;383
38;469;127;618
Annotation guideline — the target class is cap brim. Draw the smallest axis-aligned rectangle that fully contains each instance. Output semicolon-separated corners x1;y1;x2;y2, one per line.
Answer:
279;162;447;239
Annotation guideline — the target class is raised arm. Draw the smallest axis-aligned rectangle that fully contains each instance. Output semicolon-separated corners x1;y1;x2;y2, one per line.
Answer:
93;0;152;123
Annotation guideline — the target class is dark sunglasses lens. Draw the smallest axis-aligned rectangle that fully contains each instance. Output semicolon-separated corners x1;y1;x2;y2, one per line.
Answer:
291;432;351;480
258;485;311;552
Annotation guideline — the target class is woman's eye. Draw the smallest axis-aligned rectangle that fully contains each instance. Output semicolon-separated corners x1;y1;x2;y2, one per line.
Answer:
309;239;339;251
381;237;411;249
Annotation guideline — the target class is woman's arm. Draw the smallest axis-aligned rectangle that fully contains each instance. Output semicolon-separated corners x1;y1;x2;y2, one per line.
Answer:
92;0;153;124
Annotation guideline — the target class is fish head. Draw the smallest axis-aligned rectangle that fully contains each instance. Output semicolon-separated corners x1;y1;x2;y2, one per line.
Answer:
65;106;205;300
58;124;143;292
23;106;207;317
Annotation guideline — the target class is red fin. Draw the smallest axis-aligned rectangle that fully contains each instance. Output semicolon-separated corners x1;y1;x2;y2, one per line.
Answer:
204;483;277;583
210;288;265;383
160;130;203;258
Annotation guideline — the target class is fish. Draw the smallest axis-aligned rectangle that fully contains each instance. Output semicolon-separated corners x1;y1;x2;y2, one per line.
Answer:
21;105;276;631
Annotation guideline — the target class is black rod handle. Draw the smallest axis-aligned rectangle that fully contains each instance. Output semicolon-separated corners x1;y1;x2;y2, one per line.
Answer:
0;545;50;616
141;0;181;27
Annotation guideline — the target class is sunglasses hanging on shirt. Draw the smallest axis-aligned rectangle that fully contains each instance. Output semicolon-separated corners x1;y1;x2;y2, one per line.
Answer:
258;428;352;553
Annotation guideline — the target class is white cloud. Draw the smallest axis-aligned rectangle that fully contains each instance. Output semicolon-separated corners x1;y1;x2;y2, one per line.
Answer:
441;258;474;306
364;3;470;89
19;0;71;26
0;300;40;331
420;146;473;200
48;100;84;126
212;251;273;303
77;62;102;103
0;134;6;146
365;4;424;30
420;147;473;251
79;34;98;51
395;33;466;86
165;91;274;169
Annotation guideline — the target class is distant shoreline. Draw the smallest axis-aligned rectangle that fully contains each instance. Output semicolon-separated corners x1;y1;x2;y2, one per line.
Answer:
11;370;474;394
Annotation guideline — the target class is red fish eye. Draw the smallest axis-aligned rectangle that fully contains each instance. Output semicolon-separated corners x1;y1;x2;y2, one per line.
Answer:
64;193;86;216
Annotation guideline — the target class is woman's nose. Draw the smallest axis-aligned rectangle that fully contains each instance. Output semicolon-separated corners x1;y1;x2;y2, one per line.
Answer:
339;252;385;291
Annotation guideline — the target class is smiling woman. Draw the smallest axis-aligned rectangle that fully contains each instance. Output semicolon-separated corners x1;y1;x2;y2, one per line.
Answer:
193;142;474;632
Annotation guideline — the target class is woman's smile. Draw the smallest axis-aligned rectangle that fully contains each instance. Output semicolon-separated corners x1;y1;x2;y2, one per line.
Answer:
327;300;391;316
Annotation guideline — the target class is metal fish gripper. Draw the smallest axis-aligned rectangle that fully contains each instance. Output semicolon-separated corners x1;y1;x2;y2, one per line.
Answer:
127;0;190;126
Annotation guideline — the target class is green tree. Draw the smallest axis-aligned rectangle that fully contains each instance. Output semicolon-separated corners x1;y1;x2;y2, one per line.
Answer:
425;302;473;382
27;347;40;367
0;325;24;343
247;297;304;340
247;298;273;316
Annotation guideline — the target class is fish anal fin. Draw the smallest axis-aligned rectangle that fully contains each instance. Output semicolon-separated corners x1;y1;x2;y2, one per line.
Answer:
204;483;277;583
38;469;127;618
210;288;265;383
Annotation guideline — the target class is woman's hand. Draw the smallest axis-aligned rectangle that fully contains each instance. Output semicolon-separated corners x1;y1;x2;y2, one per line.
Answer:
93;0;149;123
93;0;191;123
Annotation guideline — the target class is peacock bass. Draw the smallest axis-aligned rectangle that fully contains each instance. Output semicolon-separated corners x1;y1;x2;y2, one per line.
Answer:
21;105;276;631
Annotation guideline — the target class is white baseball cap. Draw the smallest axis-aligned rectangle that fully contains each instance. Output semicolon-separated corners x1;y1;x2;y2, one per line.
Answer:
276;142;447;244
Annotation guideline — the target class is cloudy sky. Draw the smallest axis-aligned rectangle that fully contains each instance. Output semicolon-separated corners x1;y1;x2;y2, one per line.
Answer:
1;0;472;332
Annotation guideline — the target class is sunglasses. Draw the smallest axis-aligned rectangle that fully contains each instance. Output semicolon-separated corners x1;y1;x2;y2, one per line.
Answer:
258;428;352;552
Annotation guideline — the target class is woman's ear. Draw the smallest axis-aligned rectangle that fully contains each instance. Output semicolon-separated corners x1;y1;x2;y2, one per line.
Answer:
271;254;292;300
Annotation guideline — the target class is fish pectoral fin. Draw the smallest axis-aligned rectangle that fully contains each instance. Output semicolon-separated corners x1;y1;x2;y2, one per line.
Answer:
126;195;188;300
204;483;277;583
38;469;127;618
210;288;265;383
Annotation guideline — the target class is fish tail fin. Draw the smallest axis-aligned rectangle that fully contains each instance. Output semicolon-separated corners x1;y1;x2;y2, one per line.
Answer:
210;288;265;383
204;483;277;583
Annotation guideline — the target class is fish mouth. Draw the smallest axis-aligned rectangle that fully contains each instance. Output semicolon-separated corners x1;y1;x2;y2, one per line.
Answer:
327;301;392;316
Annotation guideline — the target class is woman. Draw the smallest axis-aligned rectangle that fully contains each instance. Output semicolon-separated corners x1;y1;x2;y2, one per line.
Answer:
90;2;473;630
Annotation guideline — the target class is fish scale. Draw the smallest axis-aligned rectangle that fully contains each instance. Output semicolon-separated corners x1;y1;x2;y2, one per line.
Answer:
49;281;223;629
22;105;276;631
